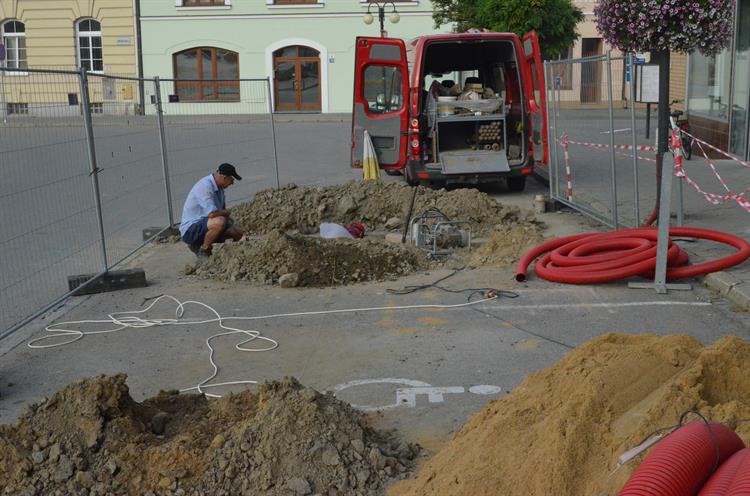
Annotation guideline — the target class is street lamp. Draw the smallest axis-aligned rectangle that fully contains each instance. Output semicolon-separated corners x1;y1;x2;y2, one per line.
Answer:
363;2;400;38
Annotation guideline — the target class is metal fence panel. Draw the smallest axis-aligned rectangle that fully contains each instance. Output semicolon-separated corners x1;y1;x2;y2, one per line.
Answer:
0;68;103;332
85;73;167;266
151;79;279;218
546;54;662;228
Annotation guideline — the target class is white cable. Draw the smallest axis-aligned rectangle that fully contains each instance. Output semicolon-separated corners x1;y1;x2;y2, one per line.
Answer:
28;293;498;398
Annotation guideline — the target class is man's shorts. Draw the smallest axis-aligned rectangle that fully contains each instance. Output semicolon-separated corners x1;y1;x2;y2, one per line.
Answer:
181;217;229;247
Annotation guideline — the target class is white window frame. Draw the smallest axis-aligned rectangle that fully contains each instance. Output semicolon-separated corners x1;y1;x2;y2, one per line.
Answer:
1;20;28;75
175;0;232;8
76;19;103;73
266;0;325;7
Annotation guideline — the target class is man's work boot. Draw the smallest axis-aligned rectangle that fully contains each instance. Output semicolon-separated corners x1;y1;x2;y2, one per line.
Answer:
187;244;201;255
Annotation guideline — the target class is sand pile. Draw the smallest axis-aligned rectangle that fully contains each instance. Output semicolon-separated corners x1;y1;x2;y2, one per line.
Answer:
192;231;429;286
230;181;527;236
390;334;750;496
469;225;544;267
0;375;419;496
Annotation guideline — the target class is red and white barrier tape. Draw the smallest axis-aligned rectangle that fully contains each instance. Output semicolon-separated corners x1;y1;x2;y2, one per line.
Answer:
672;128;750;213
564;139;656;153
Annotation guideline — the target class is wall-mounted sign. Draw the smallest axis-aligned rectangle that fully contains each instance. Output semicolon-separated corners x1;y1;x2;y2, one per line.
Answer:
636;64;659;104
328;55;335;64
116;38;132;46
102;78;116;100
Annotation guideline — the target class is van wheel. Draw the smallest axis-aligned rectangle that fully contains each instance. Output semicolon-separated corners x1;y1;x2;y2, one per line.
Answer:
507;176;526;192
385;170;403;176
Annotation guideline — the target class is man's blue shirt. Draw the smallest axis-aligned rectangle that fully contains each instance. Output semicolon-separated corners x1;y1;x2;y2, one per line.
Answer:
179;175;225;236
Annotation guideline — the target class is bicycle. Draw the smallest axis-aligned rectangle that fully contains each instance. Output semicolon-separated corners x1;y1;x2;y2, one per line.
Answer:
668;99;693;160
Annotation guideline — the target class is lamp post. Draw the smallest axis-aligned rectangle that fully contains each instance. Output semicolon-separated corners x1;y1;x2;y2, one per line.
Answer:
363;1;400;38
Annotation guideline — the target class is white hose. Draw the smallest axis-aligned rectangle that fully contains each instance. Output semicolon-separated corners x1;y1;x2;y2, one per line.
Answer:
28;294;497;398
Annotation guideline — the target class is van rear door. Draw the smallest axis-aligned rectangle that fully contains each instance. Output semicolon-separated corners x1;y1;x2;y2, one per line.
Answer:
521;31;548;166
351;37;410;170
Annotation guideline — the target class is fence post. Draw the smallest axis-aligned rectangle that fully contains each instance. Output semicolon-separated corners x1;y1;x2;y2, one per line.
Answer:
545;62;557;200
265;77;280;189
78;68;109;271
153;77;176;228
606;52;619;229
628;53;640;225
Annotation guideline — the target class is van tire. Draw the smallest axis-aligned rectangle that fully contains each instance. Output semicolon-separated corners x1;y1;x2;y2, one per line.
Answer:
385;169;403;176
507;176;526;192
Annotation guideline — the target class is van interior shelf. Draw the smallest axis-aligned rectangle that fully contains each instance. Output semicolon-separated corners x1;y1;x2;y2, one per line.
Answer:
435;113;506;123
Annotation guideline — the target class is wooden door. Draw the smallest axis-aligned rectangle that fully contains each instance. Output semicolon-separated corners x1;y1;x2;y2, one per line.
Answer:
273;46;321;111
580;38;602;103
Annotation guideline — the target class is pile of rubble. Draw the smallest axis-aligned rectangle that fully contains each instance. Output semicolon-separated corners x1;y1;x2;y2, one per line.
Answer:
191;231;428;286
0;375;419;496
230;181;527;236
187;182;544;287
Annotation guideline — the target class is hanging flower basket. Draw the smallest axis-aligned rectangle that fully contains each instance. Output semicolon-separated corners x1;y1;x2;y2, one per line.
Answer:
594;0;733;55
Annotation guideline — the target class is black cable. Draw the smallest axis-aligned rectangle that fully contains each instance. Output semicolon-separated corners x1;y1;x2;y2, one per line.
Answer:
386;267;519;302
679;410;722;473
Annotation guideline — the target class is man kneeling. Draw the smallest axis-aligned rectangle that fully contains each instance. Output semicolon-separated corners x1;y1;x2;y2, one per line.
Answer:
180;163;244;260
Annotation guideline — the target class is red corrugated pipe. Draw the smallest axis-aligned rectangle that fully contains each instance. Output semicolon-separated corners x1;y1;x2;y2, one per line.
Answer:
515;227;750;284
699;448;750;495
619;421;745;495
719;447;750;494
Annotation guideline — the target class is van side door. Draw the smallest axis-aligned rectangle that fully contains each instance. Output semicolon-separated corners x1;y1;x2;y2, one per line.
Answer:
522;31;549;166
351;37;410;171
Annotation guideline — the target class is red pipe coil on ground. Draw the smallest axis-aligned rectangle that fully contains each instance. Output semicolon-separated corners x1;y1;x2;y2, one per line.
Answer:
619;421;745;496
515;227;750;284
723;447;750;495
699;448;750;495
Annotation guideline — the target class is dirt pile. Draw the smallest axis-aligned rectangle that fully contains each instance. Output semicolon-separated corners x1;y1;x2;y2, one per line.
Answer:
192;231;429;286
469;225;544;267
0;375;419;496
390;334;750;496
230;181;526;236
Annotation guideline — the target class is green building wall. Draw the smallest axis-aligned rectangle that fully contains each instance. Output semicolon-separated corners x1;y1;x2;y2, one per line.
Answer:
140;0;451;113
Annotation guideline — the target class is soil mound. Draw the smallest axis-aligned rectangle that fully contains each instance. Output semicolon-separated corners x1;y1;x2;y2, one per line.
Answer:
469;225;544;267
390;334;750;496
193;231;429;286
0;375;419;496
231;182;525;236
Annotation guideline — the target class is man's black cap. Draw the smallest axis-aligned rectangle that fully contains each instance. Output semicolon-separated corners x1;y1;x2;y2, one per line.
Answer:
217;163;242;181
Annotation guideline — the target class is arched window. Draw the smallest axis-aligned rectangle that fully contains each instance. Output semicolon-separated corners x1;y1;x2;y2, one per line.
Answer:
76;19;102;72
173;47;239;101
1;20;27;70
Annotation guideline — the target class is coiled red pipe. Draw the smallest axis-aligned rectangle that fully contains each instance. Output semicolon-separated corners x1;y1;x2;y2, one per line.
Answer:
699;448;750;495
515;227;750;284
619;421;745;496
723;447;750;494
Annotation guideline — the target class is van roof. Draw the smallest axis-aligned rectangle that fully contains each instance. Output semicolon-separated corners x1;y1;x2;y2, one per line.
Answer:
408;32;520;46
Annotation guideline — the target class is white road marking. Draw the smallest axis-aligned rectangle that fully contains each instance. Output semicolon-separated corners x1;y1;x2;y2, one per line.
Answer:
491;301;711;311
329;378;503;412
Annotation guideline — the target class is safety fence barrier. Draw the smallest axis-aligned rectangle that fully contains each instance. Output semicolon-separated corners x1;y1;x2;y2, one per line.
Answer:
0;67;278;339
673;128;750;213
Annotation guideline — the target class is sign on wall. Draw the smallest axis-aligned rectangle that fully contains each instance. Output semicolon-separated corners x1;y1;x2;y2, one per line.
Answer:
635;64;659;104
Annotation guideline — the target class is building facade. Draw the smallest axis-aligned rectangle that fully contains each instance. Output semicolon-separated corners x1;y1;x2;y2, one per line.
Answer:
686;0;749;160
139;0;447;114
0;0;139;115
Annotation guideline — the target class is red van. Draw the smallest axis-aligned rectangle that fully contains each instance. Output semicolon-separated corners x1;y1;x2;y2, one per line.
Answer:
351;31;547;191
